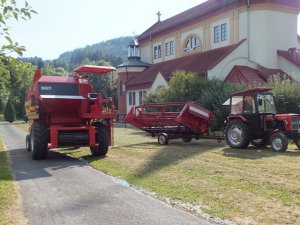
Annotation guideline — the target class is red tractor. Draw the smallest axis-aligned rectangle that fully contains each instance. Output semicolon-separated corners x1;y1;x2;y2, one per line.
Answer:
224;87;300;152
24;65;116;160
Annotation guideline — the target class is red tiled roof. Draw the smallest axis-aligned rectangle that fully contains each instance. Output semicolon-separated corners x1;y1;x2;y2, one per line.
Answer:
278;48;300;68
126;40;246;90
256;65;287;80
225;65;287;86
225;66;267;86
139;0;300;43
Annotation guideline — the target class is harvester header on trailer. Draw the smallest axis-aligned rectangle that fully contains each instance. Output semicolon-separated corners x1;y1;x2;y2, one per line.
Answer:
125;102;218;145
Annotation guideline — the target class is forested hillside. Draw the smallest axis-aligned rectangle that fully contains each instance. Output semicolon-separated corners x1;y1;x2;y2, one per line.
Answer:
19;36;134;72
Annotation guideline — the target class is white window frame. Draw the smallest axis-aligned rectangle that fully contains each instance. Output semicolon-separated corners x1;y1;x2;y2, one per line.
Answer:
184;36;200;53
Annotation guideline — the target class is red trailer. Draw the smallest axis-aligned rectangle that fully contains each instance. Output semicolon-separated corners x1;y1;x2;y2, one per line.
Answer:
25;65;116;160
125;102;222;144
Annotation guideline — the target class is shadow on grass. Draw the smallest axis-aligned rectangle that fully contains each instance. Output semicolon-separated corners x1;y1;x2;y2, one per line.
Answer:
136;140;221;178
222;146;300;159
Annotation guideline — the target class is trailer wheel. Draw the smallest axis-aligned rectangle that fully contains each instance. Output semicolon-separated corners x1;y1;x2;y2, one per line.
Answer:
182;136;192;142
251;139;267;148
25;134;31;152
31;122;49;160
90;125;109;157
270;132;288;152
158;133;169;145
294;138;300;150
225;120;251;149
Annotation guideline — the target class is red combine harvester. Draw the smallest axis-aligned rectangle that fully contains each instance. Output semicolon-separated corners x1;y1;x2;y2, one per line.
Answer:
24;65;116;160
125;102;222;145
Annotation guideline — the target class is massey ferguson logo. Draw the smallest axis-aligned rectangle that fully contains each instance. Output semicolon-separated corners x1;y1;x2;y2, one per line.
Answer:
41;86;52;91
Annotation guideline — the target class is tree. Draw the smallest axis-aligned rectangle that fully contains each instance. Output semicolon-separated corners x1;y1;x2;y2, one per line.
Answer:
0;0;37;58
268;74;300;113
4;96;16;123
145;70;244;130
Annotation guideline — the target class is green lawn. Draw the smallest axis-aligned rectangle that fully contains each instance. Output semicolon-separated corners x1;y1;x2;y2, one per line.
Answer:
15;122;300;224
0;137;25;225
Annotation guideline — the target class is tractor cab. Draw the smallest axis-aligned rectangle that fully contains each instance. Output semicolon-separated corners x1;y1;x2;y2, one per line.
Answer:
223;88;275;136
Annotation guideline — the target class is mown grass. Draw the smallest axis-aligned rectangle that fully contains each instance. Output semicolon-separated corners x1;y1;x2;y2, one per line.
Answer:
15;122;300;224
0;137;24;225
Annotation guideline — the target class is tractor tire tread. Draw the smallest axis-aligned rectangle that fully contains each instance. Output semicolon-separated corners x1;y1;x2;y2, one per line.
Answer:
225;120;252;149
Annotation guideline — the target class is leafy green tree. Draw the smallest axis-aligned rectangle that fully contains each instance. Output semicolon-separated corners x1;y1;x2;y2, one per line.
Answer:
0;60;10;112
3;59;35;118
268;74;300;113
4;96;16;123
0;0;36;58
145;70;243;129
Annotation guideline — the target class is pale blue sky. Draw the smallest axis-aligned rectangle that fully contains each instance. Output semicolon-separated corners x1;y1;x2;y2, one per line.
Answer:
9;0;203;60
8;0;300;60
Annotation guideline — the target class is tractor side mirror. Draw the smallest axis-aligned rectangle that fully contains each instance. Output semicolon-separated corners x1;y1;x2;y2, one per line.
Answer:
258;99;263;106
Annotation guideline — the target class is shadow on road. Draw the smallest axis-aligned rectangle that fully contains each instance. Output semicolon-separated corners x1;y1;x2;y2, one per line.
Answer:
8;148;85;181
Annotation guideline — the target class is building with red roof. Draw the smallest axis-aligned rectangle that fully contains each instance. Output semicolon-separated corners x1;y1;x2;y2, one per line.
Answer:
117;0;300;114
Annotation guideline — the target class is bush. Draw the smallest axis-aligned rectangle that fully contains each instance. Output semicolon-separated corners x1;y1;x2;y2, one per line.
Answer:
268;75;300;114
145;70;244;130
4;97;16;123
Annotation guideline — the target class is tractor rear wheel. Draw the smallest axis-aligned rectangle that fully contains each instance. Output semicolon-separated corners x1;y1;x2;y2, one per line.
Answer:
90;125;109;157
25;134;31;152
225;120;251;149
251;139;268;148
158;133;169;145
30;122;49;160
270;132;288;152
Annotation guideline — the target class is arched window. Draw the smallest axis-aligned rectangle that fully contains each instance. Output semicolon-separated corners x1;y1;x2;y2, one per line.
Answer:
184;35;201;53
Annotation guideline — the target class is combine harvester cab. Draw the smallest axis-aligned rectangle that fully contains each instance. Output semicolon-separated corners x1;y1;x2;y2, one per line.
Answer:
25;65;116;160
125;102;221;145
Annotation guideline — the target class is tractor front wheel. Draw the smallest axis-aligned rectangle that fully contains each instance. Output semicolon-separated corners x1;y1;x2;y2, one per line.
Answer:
90;125;109;157
225;120;251;149
270;132;288;152
30;122;49;160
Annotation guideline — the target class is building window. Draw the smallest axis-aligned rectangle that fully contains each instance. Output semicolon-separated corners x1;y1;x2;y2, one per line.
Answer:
165;42;169;56
214;23;227;43
170;41;174;55
221;23;227;41
139;91;146;104
129;92;136;105
165;41;175;56
214;25;220;43
154;45;162;59
184;36;200;52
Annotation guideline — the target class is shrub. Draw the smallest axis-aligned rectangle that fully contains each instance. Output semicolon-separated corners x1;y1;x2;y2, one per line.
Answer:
145;70;244;130
268;75;300;113
4;97;16;123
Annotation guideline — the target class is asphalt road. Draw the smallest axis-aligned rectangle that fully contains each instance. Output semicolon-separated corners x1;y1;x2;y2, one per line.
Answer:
0;122;213;225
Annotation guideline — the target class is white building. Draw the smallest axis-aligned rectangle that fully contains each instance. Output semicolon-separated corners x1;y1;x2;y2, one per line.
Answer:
117;0;300;114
